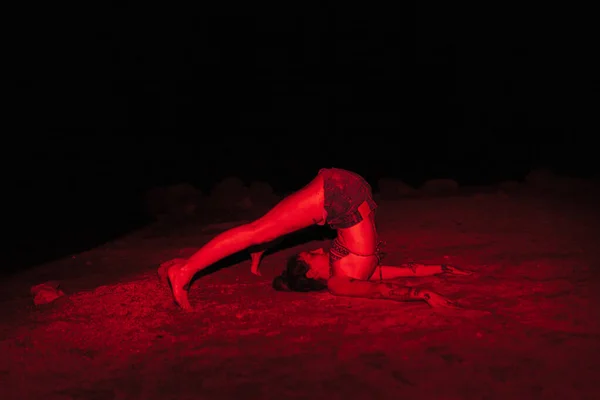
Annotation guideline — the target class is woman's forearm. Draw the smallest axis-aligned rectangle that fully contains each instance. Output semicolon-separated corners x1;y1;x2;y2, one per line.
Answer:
377;264;443;280
328;276;425;302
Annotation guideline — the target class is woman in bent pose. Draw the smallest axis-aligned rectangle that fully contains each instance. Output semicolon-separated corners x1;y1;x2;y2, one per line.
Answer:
165;168;468;311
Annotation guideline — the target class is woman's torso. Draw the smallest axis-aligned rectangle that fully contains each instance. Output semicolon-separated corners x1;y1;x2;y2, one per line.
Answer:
331;202;380;280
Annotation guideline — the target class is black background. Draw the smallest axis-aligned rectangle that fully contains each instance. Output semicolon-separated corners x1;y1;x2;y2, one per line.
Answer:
6;4;599;272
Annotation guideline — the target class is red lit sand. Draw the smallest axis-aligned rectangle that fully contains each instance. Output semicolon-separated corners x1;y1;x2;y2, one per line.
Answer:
1;192;599;399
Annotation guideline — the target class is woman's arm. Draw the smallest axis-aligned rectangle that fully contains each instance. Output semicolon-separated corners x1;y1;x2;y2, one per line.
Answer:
328;276;458;308
373;263;472;280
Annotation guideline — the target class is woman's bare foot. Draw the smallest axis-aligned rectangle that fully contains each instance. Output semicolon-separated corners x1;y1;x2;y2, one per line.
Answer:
250;250;264;276
167;264;193;311
158;258;187;283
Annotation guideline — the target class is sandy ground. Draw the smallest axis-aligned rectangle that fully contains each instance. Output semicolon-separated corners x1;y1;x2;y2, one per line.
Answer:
1;190;600;399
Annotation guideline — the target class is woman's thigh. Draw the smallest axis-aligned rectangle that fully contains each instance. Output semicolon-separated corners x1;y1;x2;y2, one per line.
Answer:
250;174;325;242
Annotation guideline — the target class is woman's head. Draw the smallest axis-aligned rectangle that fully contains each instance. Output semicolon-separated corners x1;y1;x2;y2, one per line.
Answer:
272;248;330;292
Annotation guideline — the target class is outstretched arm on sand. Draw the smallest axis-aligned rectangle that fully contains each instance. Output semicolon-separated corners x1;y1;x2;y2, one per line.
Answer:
329;276;459;308
374;263;472;280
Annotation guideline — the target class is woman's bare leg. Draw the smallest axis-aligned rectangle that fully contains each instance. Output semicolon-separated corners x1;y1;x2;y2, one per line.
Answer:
167;175;325;311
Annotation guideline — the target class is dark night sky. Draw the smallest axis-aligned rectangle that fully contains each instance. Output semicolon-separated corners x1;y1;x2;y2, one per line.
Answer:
7;4;599;271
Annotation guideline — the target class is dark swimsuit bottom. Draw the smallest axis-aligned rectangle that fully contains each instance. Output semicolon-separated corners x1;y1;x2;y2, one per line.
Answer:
318;167;377;230
318;168;385;279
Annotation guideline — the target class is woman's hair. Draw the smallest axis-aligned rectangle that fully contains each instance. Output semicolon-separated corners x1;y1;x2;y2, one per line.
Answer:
272;254;328;292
